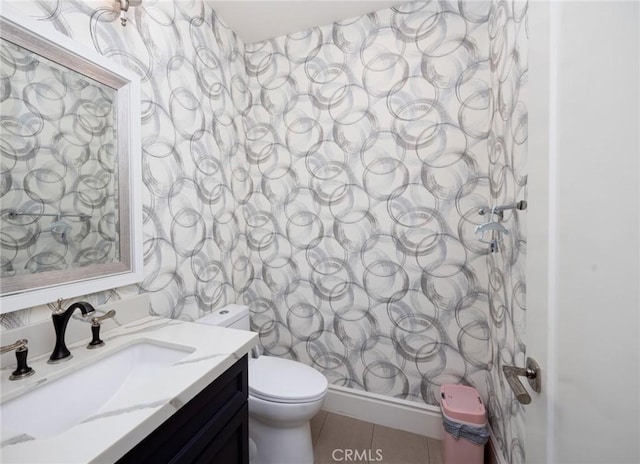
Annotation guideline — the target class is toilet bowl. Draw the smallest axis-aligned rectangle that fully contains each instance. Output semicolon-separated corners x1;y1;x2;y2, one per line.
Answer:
196;304;328;464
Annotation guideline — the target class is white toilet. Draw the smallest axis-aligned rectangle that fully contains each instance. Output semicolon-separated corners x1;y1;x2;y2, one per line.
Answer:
196;304;328;464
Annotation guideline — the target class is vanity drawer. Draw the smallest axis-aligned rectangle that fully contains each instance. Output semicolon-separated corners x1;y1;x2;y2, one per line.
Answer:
192;402;249;464
117;355;249;464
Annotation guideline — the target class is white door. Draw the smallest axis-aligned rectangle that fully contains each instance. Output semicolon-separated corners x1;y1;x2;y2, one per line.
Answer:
525;2;639;464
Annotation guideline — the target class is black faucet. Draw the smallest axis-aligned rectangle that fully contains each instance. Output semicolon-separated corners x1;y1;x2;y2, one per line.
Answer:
48;301;96;363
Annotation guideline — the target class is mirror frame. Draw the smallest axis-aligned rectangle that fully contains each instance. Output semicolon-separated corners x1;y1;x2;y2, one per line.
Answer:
0;5;142;313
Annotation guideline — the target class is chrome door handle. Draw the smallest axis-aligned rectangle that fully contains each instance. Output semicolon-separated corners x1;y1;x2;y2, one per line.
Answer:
503;357;541;405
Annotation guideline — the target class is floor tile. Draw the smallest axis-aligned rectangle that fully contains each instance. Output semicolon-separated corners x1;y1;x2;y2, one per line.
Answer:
311;411;443;464
426;437;443;464
313;412;374;464
371;424;429;464
310;410;328;445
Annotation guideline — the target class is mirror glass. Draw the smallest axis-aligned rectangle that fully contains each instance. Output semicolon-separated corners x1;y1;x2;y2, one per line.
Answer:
1;38;120;276
0;7;142;313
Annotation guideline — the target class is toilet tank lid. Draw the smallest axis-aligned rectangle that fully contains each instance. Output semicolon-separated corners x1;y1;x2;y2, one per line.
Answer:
196;304;249;327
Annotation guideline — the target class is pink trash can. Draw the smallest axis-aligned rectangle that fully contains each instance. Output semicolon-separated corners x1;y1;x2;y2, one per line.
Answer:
440;385;488;464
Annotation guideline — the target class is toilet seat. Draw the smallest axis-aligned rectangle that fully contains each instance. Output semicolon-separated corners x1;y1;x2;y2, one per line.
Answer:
249;356;328;404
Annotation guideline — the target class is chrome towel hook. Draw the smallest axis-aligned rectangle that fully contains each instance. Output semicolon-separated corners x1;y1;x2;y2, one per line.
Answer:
475;206;509;245
475;201;527;252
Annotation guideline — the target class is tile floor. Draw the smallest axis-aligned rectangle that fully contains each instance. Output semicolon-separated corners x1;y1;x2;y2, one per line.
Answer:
311;411;443;464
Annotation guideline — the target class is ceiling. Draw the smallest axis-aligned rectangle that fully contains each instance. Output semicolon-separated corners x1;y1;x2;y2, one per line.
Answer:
208;1;407;44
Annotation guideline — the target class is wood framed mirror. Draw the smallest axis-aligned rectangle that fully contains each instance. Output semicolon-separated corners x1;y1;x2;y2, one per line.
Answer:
0;5;142;313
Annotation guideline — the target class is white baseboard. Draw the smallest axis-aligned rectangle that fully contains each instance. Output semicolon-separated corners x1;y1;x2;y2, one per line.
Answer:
322;385;443;439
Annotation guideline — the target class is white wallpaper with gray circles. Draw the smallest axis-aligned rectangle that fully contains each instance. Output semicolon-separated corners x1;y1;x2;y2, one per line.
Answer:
0;1;526;461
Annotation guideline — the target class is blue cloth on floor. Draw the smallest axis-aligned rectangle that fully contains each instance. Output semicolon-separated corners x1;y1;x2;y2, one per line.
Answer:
442;416;490;445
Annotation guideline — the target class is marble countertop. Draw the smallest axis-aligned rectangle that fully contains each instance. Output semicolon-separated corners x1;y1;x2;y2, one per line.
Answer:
0;303;258;463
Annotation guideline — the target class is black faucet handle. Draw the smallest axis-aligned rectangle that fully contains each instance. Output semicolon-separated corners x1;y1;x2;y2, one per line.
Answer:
1;339;35;381
87;310;116;349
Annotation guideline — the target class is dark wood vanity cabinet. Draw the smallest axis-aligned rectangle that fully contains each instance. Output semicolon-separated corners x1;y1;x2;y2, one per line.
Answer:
117;355;249;464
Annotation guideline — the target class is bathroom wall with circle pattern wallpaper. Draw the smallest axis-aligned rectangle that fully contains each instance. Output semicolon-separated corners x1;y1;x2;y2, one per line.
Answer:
1;1;527;461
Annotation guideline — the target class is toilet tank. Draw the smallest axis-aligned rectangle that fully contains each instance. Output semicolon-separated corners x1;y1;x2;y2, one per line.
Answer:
195;304;250;330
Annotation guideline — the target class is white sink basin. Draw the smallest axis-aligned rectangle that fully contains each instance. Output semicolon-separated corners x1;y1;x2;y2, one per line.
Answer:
1;341;193;440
